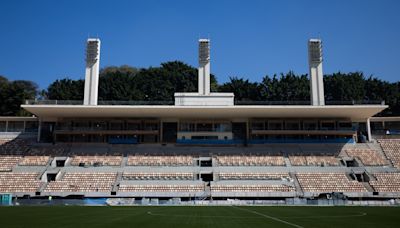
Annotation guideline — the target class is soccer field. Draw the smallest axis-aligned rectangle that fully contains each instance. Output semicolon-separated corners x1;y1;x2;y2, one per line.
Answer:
0;206;399;228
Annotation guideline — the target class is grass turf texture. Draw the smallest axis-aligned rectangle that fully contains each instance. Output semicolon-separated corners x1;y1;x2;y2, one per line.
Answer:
0;206;399;228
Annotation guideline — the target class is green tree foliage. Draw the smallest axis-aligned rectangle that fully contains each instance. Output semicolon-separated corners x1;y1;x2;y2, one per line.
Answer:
260;72;310;101
45;61;218;102
46;78;84;100
324;72;365;101
0;76;38;116
2;61;400;116
219;77;262;101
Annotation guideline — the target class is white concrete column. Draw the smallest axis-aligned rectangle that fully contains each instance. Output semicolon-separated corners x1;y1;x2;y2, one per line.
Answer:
198;39;210;95
84;38;101;105
37;119;42;142
366;117;372;142
159;120;163;143
308;39;325;106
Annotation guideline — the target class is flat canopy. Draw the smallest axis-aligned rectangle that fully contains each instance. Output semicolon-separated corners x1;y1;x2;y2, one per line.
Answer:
21;104;387;121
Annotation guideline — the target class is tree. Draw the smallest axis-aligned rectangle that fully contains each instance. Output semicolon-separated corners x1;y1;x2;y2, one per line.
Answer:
219;77;262;101
0;76;38;116
3;61;400;117
46;78;84;100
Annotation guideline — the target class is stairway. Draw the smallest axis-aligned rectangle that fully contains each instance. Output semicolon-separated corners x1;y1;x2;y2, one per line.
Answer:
289;172;303;196
362;182;375;192
112;172;123;192
368;142;393;167
284;157;292;167
197;185;211;201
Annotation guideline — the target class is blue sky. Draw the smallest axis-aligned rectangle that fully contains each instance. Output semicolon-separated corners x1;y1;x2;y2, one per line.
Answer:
0;0;399;89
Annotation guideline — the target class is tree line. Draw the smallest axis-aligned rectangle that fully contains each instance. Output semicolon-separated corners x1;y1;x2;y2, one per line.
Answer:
1;61;399;116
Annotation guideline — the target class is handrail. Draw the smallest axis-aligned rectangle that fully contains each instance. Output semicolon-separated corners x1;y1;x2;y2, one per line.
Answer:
25;99;385;106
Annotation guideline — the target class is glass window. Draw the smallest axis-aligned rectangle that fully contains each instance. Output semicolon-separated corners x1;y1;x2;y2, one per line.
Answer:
286;121;300;130
304;121;318;130
73;121;90;130
110;122;124;130
127;122;140;130
321;122;335;130
338;122;353;130
196;123;213;132
7;121;24;132
25;121;38;132
0;122;6;132
268;121;283;130
251;121;265;130
214;123;231;132
93;121;107;130
144;122;159;131
179;122;195;132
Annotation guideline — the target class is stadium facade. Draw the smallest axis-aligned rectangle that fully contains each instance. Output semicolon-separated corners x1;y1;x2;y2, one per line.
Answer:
0;38;400;206
20;38;386;145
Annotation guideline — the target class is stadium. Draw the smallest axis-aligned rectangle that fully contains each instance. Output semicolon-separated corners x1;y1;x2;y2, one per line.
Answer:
1;36;400;227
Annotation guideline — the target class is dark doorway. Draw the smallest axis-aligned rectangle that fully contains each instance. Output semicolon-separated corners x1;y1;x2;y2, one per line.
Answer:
47;173;57;182
201;173;213;182
162;122;177;143
200;160;212;167
40;122;55;143
232;122;247;144
56;159;66;167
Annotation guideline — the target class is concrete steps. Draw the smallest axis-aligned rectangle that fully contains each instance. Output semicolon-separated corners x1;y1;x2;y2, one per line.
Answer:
284;157;292;167
289;172;303;196
112;172;123;192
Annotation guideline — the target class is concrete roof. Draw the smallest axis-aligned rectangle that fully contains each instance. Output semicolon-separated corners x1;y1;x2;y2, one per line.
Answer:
21;104;387;121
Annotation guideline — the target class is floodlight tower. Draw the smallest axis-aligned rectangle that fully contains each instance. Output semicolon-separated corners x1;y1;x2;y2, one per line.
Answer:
83;38;101;105
308;39;325;106
198;39;211;95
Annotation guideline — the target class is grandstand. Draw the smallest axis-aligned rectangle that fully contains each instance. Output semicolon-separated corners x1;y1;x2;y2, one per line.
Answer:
0;38;399;206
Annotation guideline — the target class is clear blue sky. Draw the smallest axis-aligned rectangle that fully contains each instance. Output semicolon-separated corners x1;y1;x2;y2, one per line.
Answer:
0;0;399;89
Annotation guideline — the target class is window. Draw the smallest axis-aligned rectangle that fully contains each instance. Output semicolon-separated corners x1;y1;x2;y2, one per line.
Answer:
213;123;231;132
7;121;24;132
251;121;265;130
25;121;38;132
179;122;195;132
286;121;300;130
304;121;318;130
338;122;352;130
321;122;335;130
268;121;283;130
196;123;213;132
0;122;6;132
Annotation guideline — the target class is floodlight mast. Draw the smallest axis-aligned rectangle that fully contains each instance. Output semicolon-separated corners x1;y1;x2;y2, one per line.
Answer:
308;39;325;106
83;38;101;106
198;39;210;95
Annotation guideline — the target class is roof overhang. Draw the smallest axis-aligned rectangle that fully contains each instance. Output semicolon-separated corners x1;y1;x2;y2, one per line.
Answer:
21;104;388;122
0;116;38;121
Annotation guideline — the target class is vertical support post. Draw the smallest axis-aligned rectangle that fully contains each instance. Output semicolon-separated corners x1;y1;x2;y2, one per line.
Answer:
159;120;163;143
246;119;250;144
5;121;8;132
366;117;372;142
37;119;42;143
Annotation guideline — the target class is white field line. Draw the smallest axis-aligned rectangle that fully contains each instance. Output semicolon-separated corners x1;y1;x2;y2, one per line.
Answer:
278;212;367;219
231;206;304;228
147;211;258;219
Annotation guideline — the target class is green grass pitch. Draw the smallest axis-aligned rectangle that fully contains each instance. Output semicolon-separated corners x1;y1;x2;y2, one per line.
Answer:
0;206;399;228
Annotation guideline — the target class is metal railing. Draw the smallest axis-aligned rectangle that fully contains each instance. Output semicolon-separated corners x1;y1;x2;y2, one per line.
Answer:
25;100;174;105
25;99;385;106
235;100;385;105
